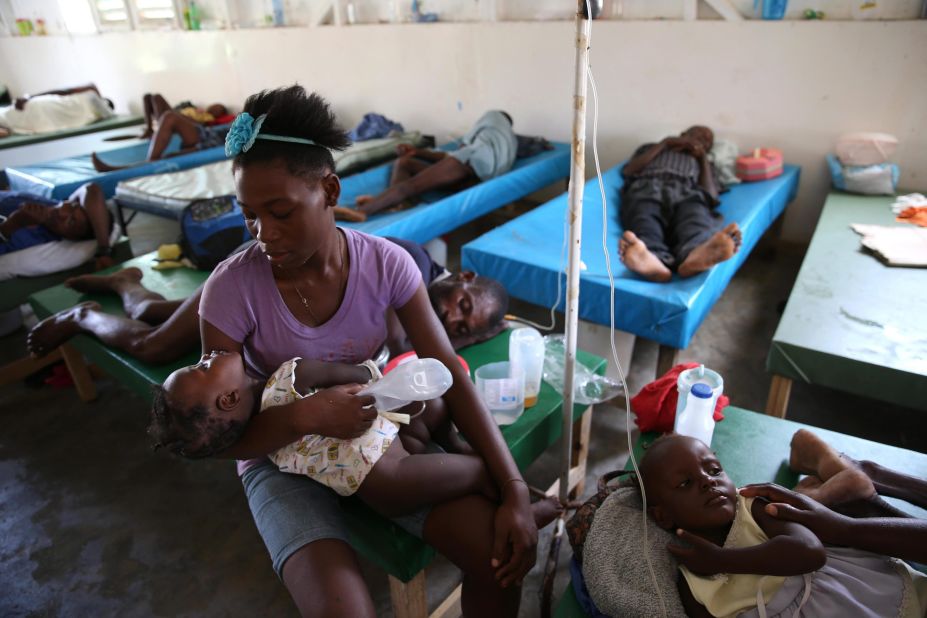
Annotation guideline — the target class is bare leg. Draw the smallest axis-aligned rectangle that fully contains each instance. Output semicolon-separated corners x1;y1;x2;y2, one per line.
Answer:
399;397;474;455
92;110;202;172
281;539;376;618
27;294;200;364
852;458;927;510
677;222;742;278
355;155;432;209
65;267;184;323
355;157;476;216
424;495;521;616
146;110;201;161
789;429;876;506
356;441;495;517
140;94;156;138
619;230;672;282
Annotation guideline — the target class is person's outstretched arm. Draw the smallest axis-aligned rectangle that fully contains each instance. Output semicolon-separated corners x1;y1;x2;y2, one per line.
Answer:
668;497;826;577
741;483;927;564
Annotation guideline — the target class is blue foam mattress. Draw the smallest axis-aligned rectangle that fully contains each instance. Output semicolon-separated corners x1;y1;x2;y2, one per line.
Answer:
339;142;571;244
462;164;801;349
5;135;229;200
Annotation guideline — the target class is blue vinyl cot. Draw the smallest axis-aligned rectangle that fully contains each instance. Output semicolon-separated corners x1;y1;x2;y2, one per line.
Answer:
5;134;229;200
338;142;571;244
462;163;800;351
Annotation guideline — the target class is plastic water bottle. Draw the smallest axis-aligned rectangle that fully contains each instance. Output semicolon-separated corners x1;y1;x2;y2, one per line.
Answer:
358;358;452;412
674;382;715;446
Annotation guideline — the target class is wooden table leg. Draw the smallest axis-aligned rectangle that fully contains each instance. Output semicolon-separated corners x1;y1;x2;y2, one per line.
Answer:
765;374;792;418
0;348;63;386
60;344;97;402
656;345;680;379
389;571;427;618
570;407;593;499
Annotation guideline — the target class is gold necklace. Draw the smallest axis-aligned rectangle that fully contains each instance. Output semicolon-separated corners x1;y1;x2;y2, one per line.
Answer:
293;233;345;323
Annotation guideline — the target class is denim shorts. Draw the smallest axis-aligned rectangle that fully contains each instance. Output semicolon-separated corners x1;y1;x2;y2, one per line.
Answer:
241;458;430;577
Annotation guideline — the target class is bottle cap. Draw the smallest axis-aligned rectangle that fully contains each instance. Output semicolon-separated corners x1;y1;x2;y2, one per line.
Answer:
691;383;712;399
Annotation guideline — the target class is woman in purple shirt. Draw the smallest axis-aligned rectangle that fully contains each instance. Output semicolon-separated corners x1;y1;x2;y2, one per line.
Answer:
198;85;536;616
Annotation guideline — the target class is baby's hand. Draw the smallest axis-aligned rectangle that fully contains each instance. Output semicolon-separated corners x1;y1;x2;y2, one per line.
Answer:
667;529;729;575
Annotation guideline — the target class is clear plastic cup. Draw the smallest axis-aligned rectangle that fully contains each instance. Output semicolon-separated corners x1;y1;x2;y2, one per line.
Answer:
474;361;525;425
509;327;544;408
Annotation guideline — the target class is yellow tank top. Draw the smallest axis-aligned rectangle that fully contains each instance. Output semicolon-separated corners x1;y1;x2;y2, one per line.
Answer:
680;495;786;618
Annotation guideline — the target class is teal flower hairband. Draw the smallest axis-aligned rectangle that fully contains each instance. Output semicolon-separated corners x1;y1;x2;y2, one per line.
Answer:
225;112;324;157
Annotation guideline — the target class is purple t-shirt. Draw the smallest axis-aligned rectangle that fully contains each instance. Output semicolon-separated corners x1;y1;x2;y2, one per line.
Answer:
200;228;422;380
200;229;421;475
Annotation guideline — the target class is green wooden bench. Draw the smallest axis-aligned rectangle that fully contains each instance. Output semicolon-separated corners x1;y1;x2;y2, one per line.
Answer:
28;250;607;617
766;192;927;417
553;405;927;616
0;115;144;151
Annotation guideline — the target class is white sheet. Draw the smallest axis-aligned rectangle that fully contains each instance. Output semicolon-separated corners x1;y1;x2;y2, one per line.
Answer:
0;91;114;135
113;132;426;211
0;219;123;281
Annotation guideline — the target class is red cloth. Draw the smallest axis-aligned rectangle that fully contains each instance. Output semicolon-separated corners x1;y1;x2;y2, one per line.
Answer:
630;362;728;432
209;113;236;126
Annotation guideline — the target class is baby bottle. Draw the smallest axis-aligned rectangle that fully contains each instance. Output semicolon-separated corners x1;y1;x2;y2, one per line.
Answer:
674;383;716;447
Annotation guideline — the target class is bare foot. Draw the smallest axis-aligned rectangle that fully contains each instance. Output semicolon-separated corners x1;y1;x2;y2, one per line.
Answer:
677;223;740;278
355;195;374;207
65;267;143;294
27;301;101;357
139;129;154;139
789;429;875;506
789;429;845;479
333;207;367;223
91;152;128;173
618;231;671;282
532;496;564;529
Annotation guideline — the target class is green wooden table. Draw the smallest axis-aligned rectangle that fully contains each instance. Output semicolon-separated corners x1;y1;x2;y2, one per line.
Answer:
766;192;927;417
29;252;607;618
554;405;927;616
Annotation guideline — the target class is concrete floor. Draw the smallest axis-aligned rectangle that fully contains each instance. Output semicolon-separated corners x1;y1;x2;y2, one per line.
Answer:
2;207;924;617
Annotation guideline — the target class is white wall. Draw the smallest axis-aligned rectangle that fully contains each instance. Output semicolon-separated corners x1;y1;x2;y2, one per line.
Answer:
1;20;925;242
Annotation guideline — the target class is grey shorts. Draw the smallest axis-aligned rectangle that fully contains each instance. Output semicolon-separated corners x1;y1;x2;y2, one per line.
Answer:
241;458;430;577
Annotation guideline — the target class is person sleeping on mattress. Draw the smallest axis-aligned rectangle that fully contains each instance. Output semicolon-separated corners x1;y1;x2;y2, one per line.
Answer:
0;84;114;136
0;182;113;267
618;126;743;282
342;110;518;220
90;93;233;173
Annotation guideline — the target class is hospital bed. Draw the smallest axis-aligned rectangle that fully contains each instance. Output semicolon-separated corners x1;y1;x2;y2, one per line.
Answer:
336;141;571;244
26;251;604;616
553;404;927;617
5;132;229;200
0;114;143;151
461;163;800;375
110;132;431;231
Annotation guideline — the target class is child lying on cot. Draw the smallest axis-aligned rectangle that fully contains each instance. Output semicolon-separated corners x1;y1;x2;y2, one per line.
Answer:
639;434;927;618
149;350;561;522
618;126;742;282
344;110;517;219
